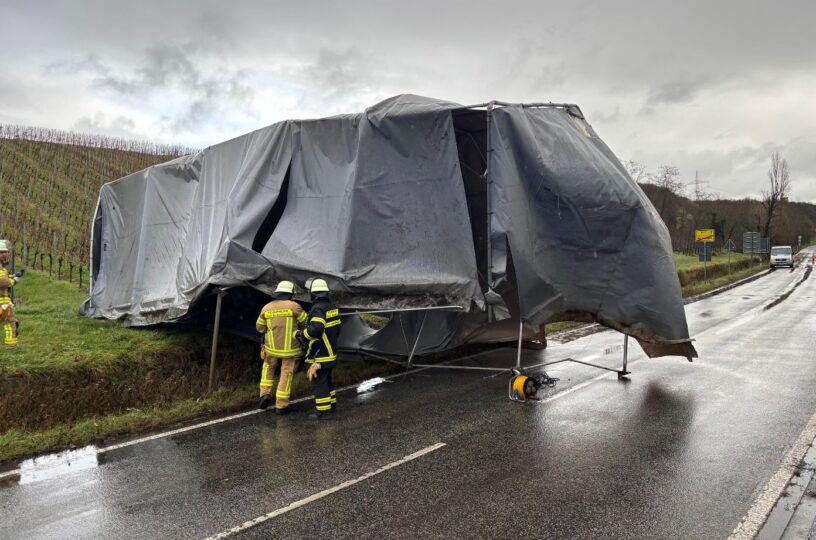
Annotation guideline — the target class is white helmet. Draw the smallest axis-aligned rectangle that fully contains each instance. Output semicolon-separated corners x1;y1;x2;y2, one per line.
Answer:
0;240;9;252
275;280;295;294
309;278;329;293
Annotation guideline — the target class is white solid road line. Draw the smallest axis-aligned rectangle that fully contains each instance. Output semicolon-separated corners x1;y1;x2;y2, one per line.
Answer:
0;359;423;479
203;442;447;540
729;410;816;540
0;363;443;481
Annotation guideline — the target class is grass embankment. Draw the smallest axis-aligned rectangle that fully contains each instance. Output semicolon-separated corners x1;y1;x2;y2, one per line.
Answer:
0;271;396;463
674;252;766;297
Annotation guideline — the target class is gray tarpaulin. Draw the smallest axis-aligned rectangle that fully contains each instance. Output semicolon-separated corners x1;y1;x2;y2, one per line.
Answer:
82;95;697;359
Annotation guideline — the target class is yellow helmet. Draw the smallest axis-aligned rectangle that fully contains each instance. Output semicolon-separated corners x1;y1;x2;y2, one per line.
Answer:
275;280;295;294
309;278;329;293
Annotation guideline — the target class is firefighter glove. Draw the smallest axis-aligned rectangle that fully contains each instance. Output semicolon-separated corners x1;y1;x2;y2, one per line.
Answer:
307;363;320;381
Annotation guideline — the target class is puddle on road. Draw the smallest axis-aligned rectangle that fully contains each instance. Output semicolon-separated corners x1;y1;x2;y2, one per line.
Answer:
757;444;816;539
16;445;100;485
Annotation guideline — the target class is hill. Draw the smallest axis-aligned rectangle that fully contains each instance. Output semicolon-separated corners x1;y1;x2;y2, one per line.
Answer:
639;183;816;254
0;125;191;283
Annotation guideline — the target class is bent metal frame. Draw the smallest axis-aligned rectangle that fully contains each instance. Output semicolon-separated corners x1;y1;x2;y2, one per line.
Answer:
338;305;633;381
205;292;631;397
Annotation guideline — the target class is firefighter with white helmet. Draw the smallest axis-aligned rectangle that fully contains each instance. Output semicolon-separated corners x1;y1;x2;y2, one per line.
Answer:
295;278;342;418
255;280;308;413
0;240;22;347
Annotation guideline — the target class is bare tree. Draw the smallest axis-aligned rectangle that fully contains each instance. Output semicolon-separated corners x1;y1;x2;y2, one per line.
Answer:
653;165;684;195
622;160;647;183
761;152;791;239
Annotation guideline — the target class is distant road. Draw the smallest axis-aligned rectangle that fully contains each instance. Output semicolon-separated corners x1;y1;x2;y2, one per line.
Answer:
2;248;816;539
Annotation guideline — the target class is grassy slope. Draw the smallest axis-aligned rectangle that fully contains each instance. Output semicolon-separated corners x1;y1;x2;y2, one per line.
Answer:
3;270;203;376
680;262;766;297
673;251;752;271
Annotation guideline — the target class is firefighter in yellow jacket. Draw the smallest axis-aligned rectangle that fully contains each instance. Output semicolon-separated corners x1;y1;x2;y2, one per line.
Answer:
255;280;307;413
0;240;22;347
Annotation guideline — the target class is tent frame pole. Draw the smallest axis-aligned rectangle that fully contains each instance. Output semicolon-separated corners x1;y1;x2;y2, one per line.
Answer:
485;101;495;323
618;334;631;380
408;356;629;376
515;318;524;368
340;305;463;317
405;310;428;369
207;288;226;395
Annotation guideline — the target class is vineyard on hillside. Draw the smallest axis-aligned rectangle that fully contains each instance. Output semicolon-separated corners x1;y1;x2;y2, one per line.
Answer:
0;125;193;284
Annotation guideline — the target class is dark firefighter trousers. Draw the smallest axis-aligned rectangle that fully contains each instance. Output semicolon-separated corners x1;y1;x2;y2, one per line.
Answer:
311;363;337;412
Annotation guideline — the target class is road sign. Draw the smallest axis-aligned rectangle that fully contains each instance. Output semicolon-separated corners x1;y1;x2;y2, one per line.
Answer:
743;232;769;254
696;229;715;242
697;242;712;262
743;232;760;253
724;239;736;252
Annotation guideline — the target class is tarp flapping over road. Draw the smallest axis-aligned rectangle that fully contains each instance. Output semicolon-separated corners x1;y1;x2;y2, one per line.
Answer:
82;95;696;359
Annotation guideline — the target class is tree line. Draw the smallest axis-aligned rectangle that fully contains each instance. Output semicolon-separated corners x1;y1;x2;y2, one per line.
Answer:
627;153;814;253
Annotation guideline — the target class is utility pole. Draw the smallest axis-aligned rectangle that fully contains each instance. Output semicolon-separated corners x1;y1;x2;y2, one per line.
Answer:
693;170;709;202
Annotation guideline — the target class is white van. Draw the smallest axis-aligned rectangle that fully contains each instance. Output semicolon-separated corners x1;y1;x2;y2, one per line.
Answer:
770;246;793;268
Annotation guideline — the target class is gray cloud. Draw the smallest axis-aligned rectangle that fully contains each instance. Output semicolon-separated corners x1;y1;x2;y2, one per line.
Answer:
646;79;710;107
3;0;816;200
46;44;257;134
299;48;373;108
73;113;138;138
43;54;111;77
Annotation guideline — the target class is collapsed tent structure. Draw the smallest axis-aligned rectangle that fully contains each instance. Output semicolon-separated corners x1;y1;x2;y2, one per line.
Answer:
81;95;697;361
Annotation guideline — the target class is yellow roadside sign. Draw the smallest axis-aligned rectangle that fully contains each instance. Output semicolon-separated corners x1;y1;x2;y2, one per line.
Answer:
695;229;715;242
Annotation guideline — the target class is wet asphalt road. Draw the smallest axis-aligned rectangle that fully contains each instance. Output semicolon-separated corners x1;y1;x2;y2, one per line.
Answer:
2;250;816;539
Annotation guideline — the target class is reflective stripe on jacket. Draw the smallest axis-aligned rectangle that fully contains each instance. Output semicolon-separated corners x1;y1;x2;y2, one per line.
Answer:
304;298;342;363
256;299;307;357
0;267;14;304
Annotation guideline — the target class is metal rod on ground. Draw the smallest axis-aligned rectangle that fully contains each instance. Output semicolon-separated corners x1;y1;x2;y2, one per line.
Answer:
516;317;523;368
622;334;629;374
410;364;508;372
485;101;494;324
340;305;463;317
207;289;225;395
405;310;428;369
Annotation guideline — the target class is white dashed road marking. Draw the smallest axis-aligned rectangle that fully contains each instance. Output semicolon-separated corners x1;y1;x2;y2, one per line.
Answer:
203;442;447;539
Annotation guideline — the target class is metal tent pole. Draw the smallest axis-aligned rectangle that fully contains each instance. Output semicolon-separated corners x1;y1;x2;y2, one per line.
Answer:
207;289;226;395
618;334;630;380
340;305;463;317
405;310;428;369
516;317;524;368
485;101;495;323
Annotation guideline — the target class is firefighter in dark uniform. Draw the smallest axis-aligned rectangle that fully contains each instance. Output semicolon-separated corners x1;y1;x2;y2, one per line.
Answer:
296;279;342;418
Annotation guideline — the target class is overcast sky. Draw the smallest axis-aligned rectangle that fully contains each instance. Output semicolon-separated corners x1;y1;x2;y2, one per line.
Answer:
1;0;814;201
